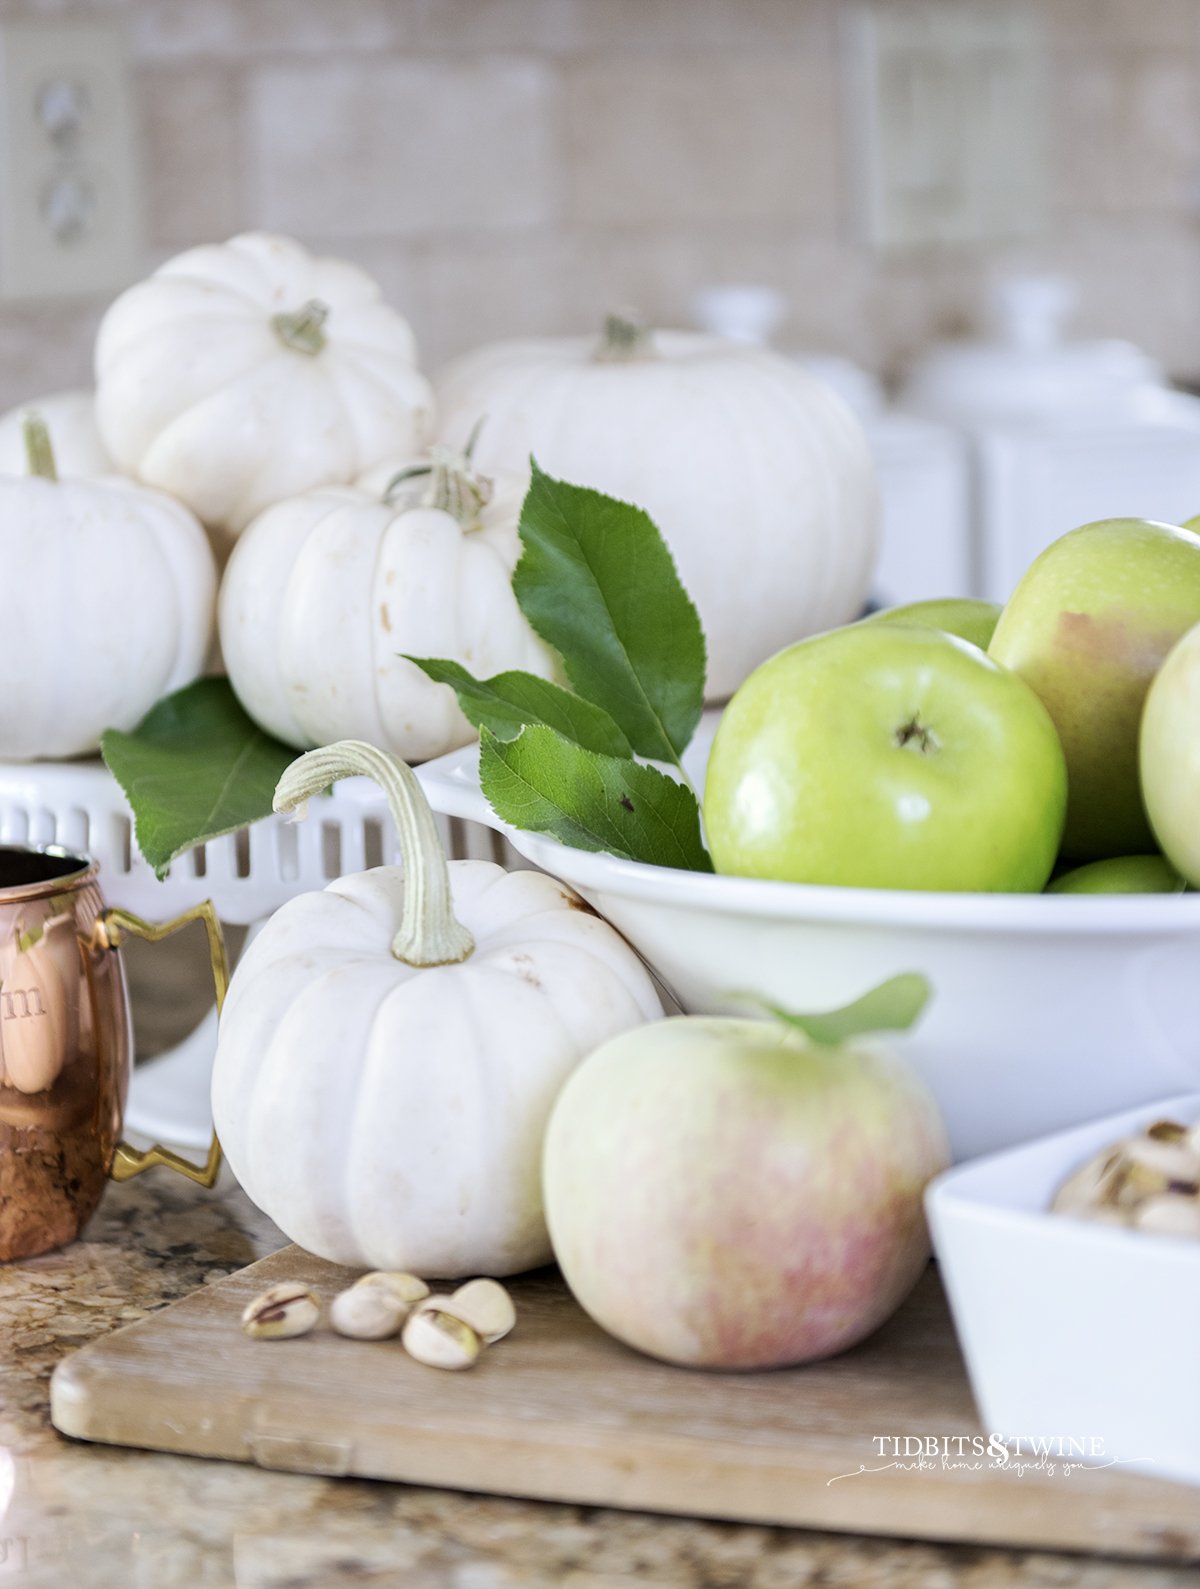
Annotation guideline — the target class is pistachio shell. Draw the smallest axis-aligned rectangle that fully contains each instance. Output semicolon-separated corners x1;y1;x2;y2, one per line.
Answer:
241;1283;320;1340
330;1284;406;1340
353;1271;430;1309
1133;1195;1200;1239
402;1306;481;1370
448;1278;517;1344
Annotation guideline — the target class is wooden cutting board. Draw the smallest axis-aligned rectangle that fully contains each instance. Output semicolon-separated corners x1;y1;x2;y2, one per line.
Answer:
49;1246;1199;1561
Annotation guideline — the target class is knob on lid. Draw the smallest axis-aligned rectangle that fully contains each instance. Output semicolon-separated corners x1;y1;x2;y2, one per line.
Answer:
899;273;1164;425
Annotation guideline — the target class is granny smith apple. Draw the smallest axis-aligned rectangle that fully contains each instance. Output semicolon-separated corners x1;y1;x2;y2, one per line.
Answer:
1140;619;1200;886
704;624;1067;891
1047;855;1185;894
988;518;1200;861
861;597;1002;652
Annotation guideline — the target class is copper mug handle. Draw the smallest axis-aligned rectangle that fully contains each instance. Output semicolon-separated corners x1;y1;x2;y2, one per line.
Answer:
93;900;228;1189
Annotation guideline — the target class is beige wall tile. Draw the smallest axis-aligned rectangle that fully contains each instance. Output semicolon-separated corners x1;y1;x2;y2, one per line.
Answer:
1048;215;1200;372
410;237;578;367
561;0;834;53
132;0;400;59
564;57;838;228
3;0;1200;404
0;302;104;413
141;65;243;247
247;57;558;239
1043;0;1199;49
404;0;588;53
1053;51;1200;214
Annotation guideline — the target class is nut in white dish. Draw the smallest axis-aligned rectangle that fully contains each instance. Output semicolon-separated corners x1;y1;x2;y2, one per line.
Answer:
1051;1117;1200;1237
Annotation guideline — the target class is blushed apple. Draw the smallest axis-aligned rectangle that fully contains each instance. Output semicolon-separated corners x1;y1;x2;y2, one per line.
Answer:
989;518;1200;861
1140;619;1200;887
704;623;1067;892
543;1011;949;1370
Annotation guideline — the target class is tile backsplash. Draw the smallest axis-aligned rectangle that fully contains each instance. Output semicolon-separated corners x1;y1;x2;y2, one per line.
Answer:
1;0;1199;411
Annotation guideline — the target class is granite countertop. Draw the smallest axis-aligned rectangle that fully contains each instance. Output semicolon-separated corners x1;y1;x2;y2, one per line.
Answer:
0;1170;1194;1589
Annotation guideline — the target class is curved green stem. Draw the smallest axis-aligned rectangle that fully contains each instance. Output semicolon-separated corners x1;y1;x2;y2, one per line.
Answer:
22;411;57;481
382;443;493;530
593;313;654;363
271;298;330;355
273;741;474;967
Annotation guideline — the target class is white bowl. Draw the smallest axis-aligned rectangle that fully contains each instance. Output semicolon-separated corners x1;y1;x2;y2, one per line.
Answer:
926;1094;1200;1486
417;723;1200;1161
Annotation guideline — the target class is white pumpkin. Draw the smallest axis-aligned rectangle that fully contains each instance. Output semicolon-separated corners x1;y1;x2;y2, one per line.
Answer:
94;232;434;551
0;414;216;761
0;390;112;476
219;445;554;762
436;320;880;700
212;742;662;1275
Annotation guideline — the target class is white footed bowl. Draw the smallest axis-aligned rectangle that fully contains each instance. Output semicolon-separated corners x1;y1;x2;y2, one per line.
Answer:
417;723;1200;1161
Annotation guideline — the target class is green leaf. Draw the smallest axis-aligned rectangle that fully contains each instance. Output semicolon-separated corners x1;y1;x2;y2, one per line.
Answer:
513;462;706;765
405;657;632;758
479;725;712;873
740;974;932;1048
101;678;296;880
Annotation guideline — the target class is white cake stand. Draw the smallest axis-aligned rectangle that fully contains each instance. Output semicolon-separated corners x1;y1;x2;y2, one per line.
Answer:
0;758;511;1150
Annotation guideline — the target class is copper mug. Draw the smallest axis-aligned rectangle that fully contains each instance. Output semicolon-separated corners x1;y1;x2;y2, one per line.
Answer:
0;844;227;1262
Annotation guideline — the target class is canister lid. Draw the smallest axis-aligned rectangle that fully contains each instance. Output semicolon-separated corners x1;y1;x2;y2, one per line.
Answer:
898;275;1166;426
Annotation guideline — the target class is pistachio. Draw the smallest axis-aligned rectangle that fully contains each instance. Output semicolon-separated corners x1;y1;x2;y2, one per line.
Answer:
353;1270;430;1310
402;1305;481;1370
446;1278;517;1344
1134;1195;1200;1239
1146;1119;1188;1144
241;1283;319;1340
330;1284;406;1340
1119;1133;1200;1191
1050;1148;1125;1215
1051;1116;1200;1240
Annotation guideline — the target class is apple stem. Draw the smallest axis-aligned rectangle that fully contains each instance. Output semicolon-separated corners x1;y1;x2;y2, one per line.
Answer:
895;717;939;755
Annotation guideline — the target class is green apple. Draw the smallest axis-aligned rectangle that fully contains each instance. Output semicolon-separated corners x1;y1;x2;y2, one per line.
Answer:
704;624;1067;891
988;518;1200;861
861;597;1002;652
1140;619;1200;886
1047;855;1185;894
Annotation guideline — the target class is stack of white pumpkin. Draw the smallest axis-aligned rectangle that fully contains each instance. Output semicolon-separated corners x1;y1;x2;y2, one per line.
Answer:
0;232;882;1282
0;231;879;766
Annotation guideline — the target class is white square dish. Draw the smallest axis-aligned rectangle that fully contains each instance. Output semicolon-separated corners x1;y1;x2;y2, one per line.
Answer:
926;1094;1200;1487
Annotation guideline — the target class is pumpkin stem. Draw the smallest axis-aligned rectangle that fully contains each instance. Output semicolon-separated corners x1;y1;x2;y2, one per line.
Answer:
594;313;654;362
382;443;493;530
273;741;475;967
21;411;57;481
271;298;330;356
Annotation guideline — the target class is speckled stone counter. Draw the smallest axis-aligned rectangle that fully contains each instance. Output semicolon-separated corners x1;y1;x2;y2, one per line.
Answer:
0;1169;1194;1589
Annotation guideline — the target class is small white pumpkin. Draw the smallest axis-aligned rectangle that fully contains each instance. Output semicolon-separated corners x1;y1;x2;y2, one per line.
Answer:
94;232;434;551
212;741;663;1276
0;390;112;476
0;414;216;761
436;319;880;700
219;443;554;762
